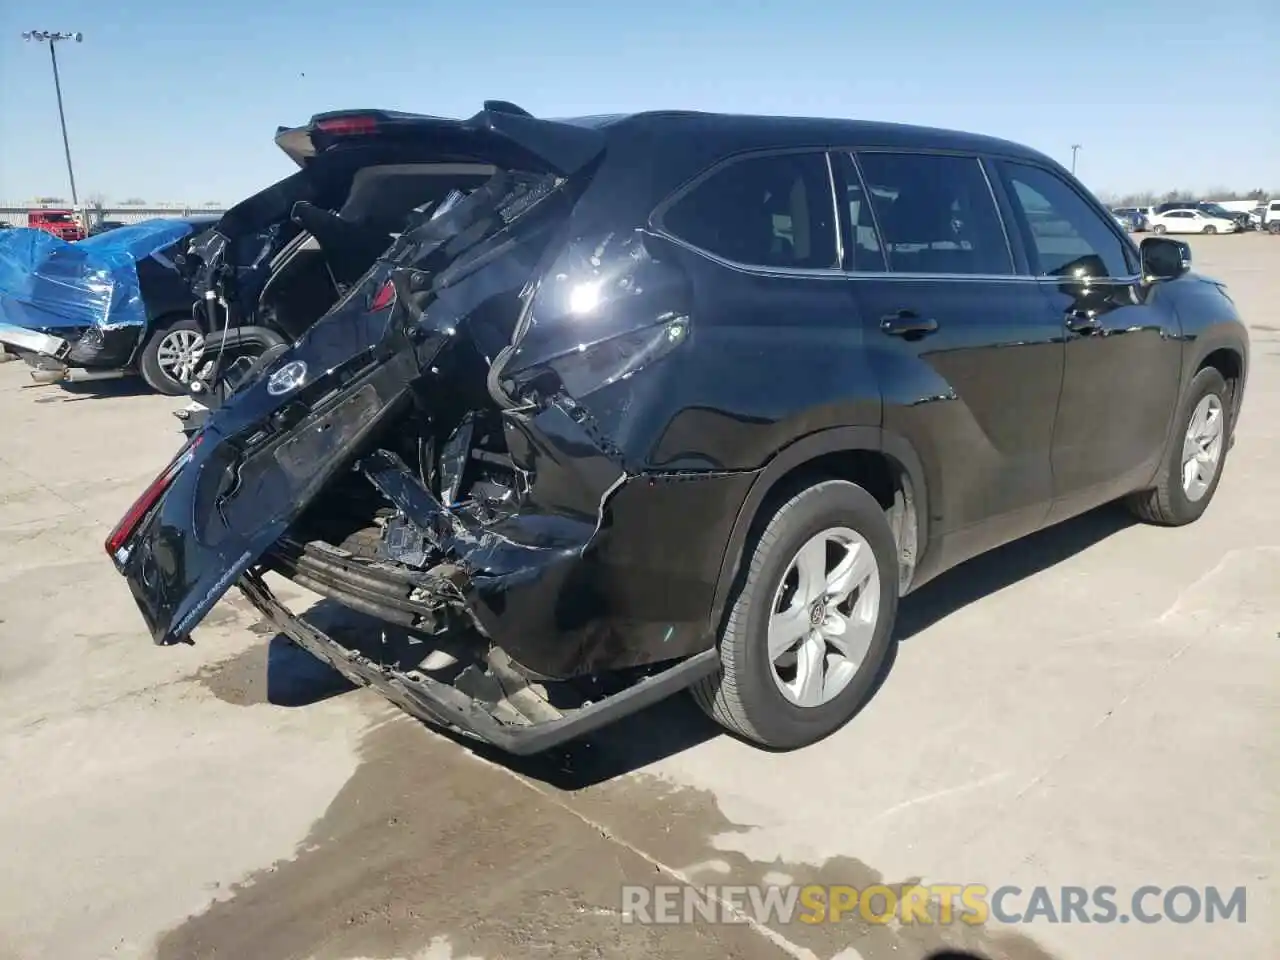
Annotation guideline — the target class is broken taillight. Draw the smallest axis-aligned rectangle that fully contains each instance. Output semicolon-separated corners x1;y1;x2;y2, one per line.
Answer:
315;115;378;136
368;278;396;312
104;435;205;562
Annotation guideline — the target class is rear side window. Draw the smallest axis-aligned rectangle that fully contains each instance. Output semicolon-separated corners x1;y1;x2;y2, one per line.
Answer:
854;152;1013;275
659;152;839;270
998;162;1133;278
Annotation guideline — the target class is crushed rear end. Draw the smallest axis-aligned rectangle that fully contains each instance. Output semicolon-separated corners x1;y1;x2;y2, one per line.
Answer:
107;104;738;753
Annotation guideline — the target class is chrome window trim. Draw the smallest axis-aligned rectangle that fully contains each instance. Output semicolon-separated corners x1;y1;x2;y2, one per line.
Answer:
842;151;889;274
977;157;1018;273
653;231;848;280
824;151;845;268
649;146;846;278
648;145;1146;286
839;270;1143;284
658;240;1145;285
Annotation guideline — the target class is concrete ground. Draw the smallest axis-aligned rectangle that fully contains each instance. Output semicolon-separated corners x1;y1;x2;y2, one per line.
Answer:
0;233;1275;960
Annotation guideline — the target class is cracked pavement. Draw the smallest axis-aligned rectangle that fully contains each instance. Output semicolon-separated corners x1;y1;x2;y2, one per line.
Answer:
0;234;1276;960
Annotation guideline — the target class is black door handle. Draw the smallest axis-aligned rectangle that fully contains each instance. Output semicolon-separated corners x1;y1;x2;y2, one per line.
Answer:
1064;309;1101;334
880;311;939;339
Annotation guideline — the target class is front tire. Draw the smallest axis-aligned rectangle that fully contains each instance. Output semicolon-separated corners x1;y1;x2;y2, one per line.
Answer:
139;316;205;396
692;479;899;749
1203;225;1217;235
1125;367;1230;526
1153;223;1167;235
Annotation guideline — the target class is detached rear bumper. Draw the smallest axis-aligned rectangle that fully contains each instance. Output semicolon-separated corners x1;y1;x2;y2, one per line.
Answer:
238;571;718;755
0;321;141;374
0;321;70;360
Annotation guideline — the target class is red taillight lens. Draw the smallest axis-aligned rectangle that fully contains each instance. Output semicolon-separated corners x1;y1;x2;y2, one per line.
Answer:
104;435;204;560
315;115;377;136
368;278;396;312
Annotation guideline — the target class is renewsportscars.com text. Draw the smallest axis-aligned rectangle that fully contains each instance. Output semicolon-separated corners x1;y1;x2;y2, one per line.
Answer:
621;883;1248;926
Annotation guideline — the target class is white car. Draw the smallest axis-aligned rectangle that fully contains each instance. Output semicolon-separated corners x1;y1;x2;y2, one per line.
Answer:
1148;208;1239;235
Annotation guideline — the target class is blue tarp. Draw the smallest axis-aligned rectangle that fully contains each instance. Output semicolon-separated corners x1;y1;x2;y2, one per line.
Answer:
0;218;197;332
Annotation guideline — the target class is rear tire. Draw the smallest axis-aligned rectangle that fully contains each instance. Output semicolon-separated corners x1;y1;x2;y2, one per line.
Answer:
692;479;899;750
1153;223;1167;234
1125;367;1230;526
139;315;205;396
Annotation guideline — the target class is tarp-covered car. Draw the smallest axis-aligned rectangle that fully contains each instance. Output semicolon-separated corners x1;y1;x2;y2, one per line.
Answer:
0;217;218;393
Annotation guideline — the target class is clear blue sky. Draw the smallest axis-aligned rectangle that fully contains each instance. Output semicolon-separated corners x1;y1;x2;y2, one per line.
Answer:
2;0;1276;205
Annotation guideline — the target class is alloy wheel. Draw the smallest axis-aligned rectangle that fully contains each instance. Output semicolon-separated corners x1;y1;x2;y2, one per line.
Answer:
767;526;881;708
156;329;206;384
1182;393;1224;502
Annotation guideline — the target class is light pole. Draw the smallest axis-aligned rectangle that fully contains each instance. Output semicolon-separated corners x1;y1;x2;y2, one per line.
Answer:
21;30;84;206
1070;143;1082;176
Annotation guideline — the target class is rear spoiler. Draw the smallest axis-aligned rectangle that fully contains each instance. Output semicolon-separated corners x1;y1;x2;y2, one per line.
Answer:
273;101;606;179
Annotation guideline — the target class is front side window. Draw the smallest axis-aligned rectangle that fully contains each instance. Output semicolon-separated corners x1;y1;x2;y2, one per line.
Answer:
998;161;1133;278
853;152;1013;275
658;152;839;270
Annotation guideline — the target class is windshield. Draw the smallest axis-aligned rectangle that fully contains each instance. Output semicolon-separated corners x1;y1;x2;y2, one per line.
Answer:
38;213;74;223
1200;206;1231;218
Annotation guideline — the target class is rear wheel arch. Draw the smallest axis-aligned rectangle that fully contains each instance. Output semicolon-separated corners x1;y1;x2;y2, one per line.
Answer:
709;427;930;636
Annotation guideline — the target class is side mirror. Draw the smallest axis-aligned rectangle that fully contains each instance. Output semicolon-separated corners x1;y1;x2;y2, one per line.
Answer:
1140;236;1191;282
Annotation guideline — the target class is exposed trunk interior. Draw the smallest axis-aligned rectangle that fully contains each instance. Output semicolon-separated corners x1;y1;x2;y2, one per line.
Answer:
256;162;495;340
268;396;635;727
250;166;566;696
193;153;641;737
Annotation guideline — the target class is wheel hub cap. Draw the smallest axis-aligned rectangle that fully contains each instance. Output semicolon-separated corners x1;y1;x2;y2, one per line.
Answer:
157;330;206;384
767;526;882;709
1181;394;1224;503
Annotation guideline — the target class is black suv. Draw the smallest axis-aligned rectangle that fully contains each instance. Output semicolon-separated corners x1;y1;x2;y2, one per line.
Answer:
107;103;1250;755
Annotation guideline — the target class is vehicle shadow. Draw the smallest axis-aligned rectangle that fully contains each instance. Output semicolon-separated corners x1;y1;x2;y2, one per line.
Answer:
256;502;1136;789
895;501;1135;642
30;377;155;402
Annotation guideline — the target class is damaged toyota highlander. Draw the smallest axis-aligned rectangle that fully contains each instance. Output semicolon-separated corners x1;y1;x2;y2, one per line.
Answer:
106;102;1249;755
